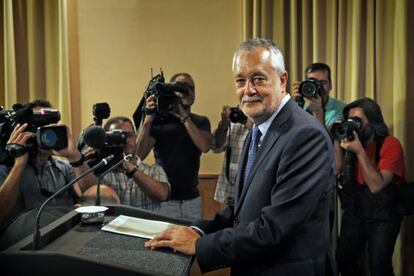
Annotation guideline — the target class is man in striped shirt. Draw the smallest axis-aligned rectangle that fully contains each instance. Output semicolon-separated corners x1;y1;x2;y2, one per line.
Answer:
101;117;169;211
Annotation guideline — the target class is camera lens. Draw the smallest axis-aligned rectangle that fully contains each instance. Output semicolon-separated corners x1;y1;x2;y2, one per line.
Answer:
229;107;247;124
301;81;317;98
40;129;58;148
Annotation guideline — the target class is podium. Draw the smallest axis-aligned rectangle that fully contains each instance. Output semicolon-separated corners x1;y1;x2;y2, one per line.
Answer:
0;205;195;275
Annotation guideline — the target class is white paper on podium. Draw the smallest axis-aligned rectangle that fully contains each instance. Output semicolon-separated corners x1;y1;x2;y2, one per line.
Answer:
101;215;173;239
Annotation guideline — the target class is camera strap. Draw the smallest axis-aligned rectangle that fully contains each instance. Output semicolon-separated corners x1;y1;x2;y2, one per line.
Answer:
225;125;234;185
5;143;27;158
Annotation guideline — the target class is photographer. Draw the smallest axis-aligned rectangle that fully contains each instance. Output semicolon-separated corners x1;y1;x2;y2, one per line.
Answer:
99;116;169;211
334;98;405;276
211;105;252;205
0;99;97;233
137;72;212;220
292;63;346;130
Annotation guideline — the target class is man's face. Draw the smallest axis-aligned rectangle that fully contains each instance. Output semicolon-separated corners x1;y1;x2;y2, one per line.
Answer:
306;70;330;103
233;47;288;124
174;75;195;107
348;107;373;144
108;121;137;155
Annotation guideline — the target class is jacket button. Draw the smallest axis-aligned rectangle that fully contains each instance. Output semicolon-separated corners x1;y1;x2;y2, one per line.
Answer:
234;217;240;226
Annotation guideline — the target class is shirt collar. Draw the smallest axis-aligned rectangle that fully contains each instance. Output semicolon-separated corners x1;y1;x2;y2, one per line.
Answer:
256;94;290;140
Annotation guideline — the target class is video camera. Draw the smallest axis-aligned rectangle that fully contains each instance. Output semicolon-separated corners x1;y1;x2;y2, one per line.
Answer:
229;106;247;124
143;70;189;116
0;104;67;165
78;103;128;172
330;117;362;141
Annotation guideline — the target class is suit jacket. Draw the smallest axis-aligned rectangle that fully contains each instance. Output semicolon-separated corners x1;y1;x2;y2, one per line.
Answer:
195;99;334;275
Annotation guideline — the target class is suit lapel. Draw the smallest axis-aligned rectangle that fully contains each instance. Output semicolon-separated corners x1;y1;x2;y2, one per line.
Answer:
235;131;251;205
234;100;295;216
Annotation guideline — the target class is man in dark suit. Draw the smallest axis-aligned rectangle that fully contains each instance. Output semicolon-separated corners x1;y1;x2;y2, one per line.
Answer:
145;38;334;275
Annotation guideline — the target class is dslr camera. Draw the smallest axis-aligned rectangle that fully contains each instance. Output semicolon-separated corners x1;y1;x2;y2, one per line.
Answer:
330;117;362;141
0;105;67;165
229;107;247;124
143;70;189;116
298;78;324;99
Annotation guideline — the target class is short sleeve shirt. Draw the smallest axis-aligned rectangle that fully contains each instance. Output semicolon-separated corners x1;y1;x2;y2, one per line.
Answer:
355;135;405;185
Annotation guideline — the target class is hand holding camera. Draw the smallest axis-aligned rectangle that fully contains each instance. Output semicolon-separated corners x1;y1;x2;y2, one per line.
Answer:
143;95;157;124
218;106;231;131
292;79;324;112
331;117;364;155
6;123;33;165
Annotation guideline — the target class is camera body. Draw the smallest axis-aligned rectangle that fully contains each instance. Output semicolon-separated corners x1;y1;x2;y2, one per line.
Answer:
104;129;128;147
80;125;128;174
298;78;324;99
229;107;247;124
0;105;67;165
331;117;362;141
144;71;189;116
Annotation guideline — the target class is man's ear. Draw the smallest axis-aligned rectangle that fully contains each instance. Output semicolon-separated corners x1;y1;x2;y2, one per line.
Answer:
280;71;288;92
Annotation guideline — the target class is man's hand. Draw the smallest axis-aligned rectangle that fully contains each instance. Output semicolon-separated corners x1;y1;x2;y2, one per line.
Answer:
144;225;200;255
291;81;301;98
7;123;33;166
169;104;188;122
340;131;364;155
218;105;231;131
144;95;156;124
306;95;324;114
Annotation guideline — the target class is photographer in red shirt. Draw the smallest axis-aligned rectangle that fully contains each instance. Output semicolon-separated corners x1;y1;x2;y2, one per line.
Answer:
334;97;405;276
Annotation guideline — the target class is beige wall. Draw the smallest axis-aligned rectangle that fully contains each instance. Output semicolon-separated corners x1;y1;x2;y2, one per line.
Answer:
74;0;242;174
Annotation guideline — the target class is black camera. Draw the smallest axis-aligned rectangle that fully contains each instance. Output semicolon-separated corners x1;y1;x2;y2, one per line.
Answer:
298;78;324;99
93;103;110;126
144;70;189;116
105;129;128;147
80;124;128;174
0;105;67;165
229;107;247;124
331;117;362;141
36;125;68;150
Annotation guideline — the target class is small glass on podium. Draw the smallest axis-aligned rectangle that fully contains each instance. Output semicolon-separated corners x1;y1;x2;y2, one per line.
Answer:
75;206;108;225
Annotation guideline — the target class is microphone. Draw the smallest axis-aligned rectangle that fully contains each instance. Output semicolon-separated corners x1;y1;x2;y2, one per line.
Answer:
33;154;114;250
95;154;133;206
83;125;106;149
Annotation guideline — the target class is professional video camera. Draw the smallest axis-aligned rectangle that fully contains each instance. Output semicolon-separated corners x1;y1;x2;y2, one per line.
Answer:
330;117;362;141
78;103;128;172
298;78;324;99
0;104;67;165
143;70;189;116
229;106;247;124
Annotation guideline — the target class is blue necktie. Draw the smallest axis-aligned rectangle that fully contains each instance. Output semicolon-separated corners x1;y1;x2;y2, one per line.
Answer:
243;126;261;187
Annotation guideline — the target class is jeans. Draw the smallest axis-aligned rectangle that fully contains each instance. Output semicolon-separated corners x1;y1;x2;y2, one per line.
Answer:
159;196;202;221
336;210;402;276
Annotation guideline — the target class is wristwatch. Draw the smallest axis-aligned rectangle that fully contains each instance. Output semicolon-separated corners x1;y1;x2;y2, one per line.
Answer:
126;156;141;178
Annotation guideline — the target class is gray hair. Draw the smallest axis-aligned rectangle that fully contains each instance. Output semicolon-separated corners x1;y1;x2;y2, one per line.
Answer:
234;38;285;74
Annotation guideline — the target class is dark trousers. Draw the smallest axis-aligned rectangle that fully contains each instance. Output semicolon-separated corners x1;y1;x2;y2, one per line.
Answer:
336;210;401;276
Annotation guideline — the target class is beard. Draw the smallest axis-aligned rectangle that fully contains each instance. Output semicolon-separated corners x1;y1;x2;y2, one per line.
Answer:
358;123;374;146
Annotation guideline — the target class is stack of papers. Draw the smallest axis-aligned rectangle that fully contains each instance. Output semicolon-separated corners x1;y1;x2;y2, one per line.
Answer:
101;215;173;239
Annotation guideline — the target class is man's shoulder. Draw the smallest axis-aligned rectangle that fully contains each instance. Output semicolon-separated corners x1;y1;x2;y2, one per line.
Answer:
190;113;210;123
190;113;211;130
326;97;346;109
